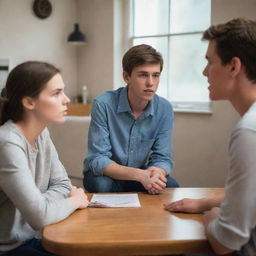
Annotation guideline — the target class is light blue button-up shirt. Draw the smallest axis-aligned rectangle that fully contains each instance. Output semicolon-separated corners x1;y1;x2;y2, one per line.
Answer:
84;86;174;176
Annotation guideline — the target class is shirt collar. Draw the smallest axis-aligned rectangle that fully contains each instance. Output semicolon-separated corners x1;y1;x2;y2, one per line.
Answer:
144;99;154;117
117;86;155;117
117;86;131;113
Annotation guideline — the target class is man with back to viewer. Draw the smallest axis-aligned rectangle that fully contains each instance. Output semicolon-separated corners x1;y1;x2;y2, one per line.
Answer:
165;18;256;256
83;44;179;194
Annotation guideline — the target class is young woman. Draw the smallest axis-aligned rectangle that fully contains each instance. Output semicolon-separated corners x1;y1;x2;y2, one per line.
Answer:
0;61;89;256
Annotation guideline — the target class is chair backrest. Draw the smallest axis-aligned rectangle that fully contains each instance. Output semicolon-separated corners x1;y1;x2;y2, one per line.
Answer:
48;116;91;180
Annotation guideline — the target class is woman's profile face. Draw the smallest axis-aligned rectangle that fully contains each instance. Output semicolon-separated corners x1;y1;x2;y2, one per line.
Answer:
32;73;70;124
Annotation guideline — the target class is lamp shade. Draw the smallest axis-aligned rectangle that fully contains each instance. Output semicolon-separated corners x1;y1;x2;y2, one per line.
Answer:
67;23;86;45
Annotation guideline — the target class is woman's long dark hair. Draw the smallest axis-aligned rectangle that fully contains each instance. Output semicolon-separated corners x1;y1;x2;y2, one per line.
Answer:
0;61;60;125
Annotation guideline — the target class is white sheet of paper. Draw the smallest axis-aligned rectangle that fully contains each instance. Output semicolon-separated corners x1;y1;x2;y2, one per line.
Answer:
90;194;141;207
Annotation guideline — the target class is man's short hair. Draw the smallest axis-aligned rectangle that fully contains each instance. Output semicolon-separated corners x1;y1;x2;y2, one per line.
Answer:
122;44;163;76
203;18;256;83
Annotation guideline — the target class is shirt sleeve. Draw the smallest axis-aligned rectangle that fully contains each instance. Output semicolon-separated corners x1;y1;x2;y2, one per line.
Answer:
0;140;76;231
209;127;256;250
147;103;174;175
84;99;114;176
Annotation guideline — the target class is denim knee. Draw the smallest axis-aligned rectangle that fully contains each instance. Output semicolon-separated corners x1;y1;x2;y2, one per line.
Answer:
83;172;116;192
92;177;115;192
166;176;179;188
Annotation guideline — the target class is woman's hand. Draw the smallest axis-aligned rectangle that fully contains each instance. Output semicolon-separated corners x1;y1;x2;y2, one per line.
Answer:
69;186;89;209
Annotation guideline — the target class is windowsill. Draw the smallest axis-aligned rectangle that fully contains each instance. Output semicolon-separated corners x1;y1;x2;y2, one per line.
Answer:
172;102;212;114
174;107;212;114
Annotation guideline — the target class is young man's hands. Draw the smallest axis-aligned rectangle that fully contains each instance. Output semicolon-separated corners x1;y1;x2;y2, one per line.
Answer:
164;195;224;213
139;166;167;194
164;198;205;213
104;163;168;194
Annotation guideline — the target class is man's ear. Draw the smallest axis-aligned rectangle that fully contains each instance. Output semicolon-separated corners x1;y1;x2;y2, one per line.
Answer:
123;71;130;84
230;57;242;77
22;96;36;110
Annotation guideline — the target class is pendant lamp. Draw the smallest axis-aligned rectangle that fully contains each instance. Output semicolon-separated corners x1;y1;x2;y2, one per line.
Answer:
67;23;86;45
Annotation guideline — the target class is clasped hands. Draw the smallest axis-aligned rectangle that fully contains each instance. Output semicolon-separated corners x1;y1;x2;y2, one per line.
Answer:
141;166;167;194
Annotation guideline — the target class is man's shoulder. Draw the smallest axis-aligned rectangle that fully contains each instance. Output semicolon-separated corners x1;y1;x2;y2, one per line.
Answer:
153;94;173;112
95;87;124;102
236;102;256;131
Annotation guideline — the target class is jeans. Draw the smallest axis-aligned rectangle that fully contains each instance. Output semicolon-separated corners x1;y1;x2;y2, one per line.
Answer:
0;238;58;256
83;170;179;193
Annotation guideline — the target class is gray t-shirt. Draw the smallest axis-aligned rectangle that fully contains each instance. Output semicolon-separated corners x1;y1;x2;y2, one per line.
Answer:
0;120;76;252
209;102;256;256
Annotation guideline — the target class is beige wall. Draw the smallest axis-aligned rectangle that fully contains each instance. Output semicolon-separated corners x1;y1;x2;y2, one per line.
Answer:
77;0;256;187
0;0;78;98
77;0;114;101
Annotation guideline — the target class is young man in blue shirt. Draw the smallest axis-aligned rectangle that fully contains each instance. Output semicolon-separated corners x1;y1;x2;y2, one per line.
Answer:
83;44;178;193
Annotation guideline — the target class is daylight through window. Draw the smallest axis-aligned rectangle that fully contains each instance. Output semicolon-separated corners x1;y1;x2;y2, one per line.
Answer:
131;0;211;112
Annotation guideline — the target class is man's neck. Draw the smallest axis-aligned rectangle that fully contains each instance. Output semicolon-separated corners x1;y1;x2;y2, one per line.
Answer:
128;98;149;119
230;78;256;116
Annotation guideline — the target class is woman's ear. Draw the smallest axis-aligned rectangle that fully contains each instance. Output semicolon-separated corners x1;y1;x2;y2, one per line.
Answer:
230;57;242;77
22;96;36;110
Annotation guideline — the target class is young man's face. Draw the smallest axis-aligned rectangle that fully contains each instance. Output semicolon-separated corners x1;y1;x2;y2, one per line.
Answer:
123;63;161;104
203;40;233;100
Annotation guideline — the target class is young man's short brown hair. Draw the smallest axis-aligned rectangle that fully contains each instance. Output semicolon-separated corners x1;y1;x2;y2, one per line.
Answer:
203;18;256;83
122;44;163;76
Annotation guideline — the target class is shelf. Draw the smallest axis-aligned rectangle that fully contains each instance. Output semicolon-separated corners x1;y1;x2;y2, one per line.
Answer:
67;103;91;116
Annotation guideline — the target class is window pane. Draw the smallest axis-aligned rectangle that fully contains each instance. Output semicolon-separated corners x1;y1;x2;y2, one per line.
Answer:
134;0;169;36
168;34;209;102
133;37;168;98
170;0;211;33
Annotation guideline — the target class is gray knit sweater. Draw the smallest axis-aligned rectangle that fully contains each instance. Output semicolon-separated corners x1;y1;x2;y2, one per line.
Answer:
0;120;76;252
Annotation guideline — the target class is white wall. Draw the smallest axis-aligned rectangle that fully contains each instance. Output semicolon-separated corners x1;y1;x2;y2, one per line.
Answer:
77;0;256;187
0;0;78;98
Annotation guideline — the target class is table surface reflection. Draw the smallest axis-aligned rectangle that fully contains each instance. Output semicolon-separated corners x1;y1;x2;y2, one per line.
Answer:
42;187;223;256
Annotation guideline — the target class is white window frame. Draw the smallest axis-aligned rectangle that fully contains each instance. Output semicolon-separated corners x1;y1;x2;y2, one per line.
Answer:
128;0;212;114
